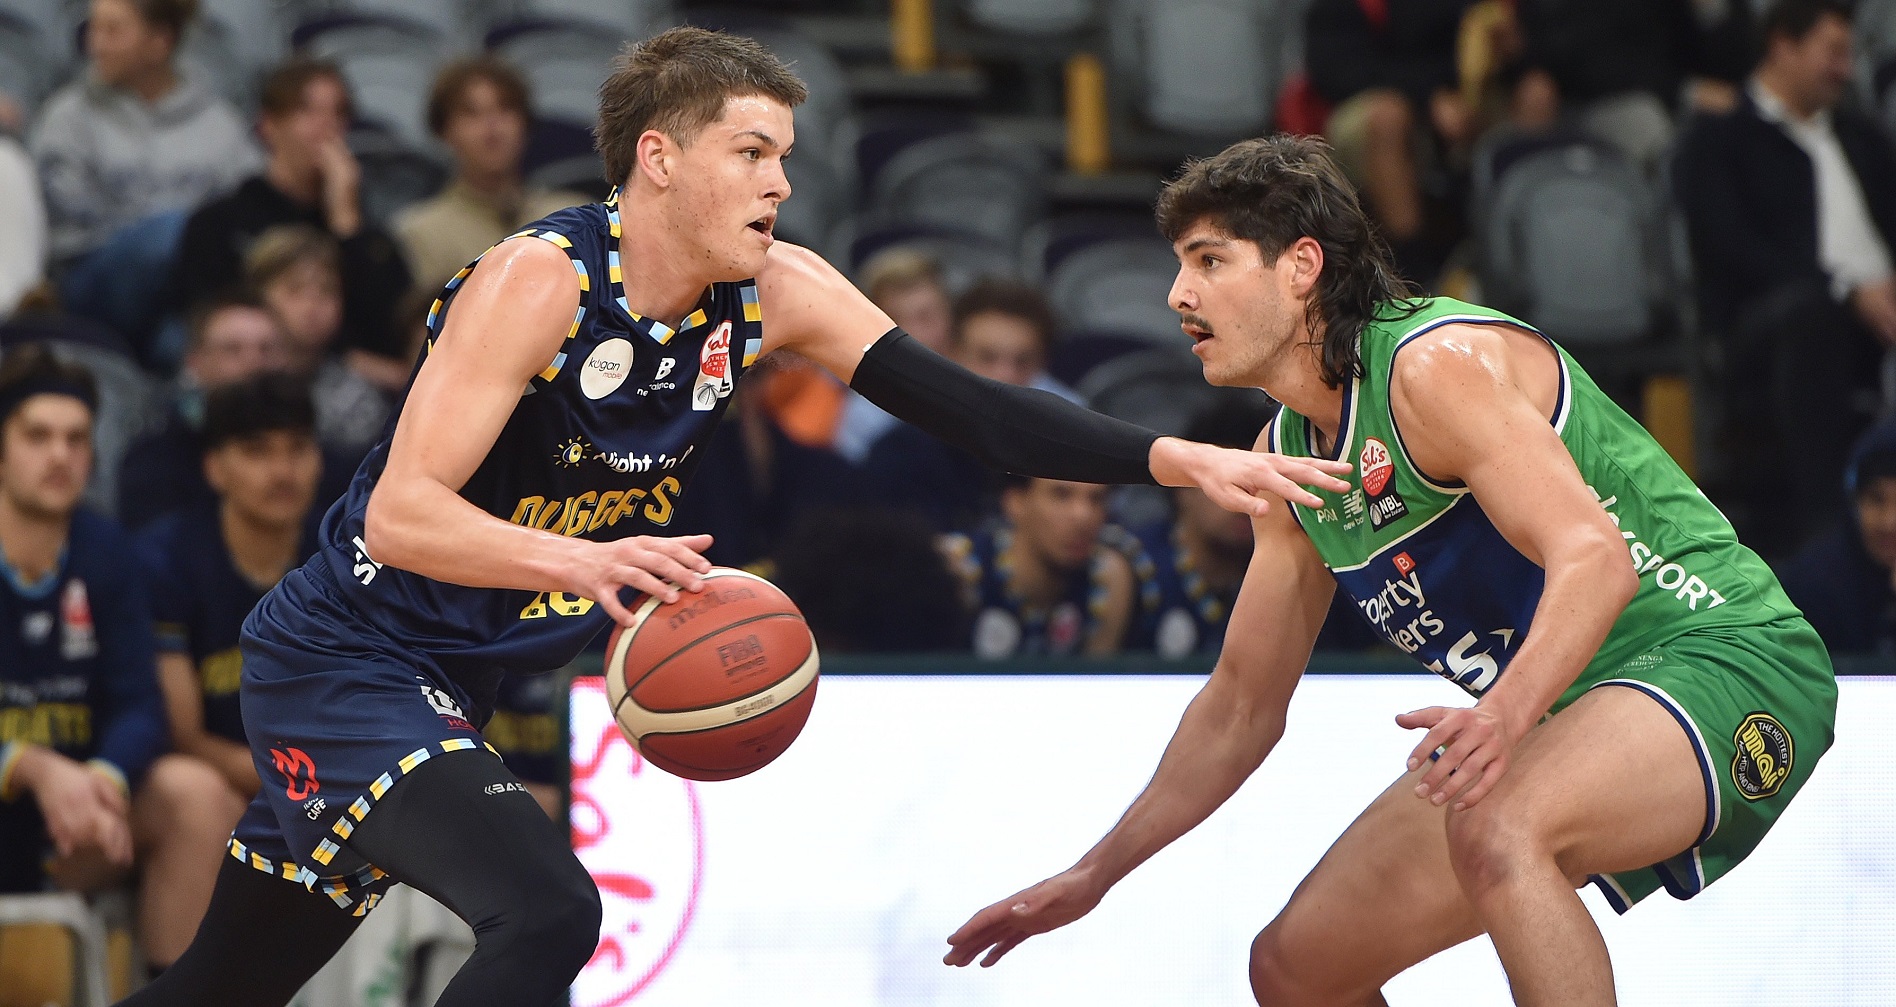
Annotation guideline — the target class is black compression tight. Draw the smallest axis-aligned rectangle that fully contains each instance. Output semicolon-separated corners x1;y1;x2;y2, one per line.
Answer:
118;749;599;1007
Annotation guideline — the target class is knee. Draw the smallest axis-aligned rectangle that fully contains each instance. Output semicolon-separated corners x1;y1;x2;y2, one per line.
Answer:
1442;803;1550;901
491;862;602;977
1249;924;1350;1007
136;755;245;839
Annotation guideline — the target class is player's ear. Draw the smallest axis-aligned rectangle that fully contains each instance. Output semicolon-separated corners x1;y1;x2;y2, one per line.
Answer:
634;129;674;188
1285;236;1324;299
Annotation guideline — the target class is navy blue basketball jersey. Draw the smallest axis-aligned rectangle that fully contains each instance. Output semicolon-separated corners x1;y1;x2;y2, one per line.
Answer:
139;505;315;744
485;673;563;786
943;526;1127;658
1127;523;1236;659
298;192;762;683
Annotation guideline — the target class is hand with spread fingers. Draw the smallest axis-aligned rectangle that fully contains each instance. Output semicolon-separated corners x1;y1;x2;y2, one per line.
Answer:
944;869;1105;969
1397;701;1528;812
1151;438;1355;518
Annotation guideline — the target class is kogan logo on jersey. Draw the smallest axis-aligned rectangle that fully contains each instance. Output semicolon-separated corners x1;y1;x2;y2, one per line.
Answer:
691;322;734;411
581;338;635;400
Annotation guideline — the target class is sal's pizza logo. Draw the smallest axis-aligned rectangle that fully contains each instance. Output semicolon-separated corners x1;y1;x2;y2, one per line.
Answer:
1359;437;1409;531
571;678;702;1005
59;579;97;660
1731;712;1793;801
691;321;734;411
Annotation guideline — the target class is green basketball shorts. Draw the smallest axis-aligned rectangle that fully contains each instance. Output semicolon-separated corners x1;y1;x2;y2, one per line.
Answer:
1564;617;1837;913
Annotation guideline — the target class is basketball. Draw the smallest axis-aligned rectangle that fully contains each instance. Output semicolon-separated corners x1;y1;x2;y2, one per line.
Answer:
602;568;820;781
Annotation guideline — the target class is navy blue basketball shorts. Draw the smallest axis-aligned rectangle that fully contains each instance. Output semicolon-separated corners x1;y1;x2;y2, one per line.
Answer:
228;574;510;916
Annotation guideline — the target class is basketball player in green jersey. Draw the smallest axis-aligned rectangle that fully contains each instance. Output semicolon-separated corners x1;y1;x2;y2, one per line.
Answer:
944;134;1837;1005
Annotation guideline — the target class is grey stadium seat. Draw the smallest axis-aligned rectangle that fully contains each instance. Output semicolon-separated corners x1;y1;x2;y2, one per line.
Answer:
871;133;1047;248
326;0;465;43
489;23;623;127
513;0;676;38
352;128;450;226
1110;0;1277;136
1476;136;1670;346
749;26;856;183
302;20;446;152
0;11;52;111
850;226;1021;295
964;0;1095;36
775;154;848;263
1047;237;1186;344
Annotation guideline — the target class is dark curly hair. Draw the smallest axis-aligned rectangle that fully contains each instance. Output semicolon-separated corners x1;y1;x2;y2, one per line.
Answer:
1156;134;1420;389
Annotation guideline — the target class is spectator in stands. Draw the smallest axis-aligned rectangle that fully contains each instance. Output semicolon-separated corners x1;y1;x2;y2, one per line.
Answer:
771;507;969;653
245;224;392;461
833;249;956;462
669;363;859;570
861;279;1078;532
135;375;320;941
1509;0;1754;172
1777;417;1896;655
0;134;46;320
942;475;1138;658
30;0;259;349
171;57;413;388
117;292;285;529
1675;0;1896;556
484;676;563;821
1306;0;1478;283
395;58;586;293
0;345;224;974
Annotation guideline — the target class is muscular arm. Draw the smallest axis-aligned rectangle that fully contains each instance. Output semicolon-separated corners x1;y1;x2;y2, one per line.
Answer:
946;465;1336;967
1391;325;1638;794
758;242;1351;506
362;238;710;622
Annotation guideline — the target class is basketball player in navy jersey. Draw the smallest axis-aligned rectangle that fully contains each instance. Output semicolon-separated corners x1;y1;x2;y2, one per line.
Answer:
122;28;1351;1007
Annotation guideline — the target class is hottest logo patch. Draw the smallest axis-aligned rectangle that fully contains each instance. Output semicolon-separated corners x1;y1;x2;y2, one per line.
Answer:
1731;712;1793;801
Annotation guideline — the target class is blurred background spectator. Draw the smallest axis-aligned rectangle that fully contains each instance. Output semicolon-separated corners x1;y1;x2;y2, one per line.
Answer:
1778;417;1896;655
170;58;412;385
1676;0;1896;556
395;57;585;294
116;291;284;529
0;131;45;321
30;0;258;353
772;507;970;654
943;475;1138;659
833;248;956;463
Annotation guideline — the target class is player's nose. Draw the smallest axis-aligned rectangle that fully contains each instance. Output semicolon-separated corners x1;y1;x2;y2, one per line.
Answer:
1168;268;1195;312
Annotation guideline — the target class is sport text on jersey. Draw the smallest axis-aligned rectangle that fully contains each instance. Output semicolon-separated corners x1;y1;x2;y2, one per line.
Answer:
1593;487;1729;611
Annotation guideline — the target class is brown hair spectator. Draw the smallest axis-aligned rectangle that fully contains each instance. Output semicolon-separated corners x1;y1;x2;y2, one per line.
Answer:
259;57;352;120
951;278;1057;352
120;0;199;42
427;57;533;137
243;224;341;291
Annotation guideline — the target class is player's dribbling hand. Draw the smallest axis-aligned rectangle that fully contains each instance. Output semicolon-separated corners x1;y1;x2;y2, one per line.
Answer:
1152;439;1354;517
944;869;1105;968
577;534;715;625
1397;704;1526;812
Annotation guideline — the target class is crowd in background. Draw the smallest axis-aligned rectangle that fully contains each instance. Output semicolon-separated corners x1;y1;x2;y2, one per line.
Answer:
0;0;1894;992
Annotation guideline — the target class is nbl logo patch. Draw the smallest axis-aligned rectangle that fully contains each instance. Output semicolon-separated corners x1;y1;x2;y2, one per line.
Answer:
1731;712;1793;801
1360;437;1409;531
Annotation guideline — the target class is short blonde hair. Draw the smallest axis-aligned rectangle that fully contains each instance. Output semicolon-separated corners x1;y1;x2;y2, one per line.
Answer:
860;248;944;305
243;225;340;292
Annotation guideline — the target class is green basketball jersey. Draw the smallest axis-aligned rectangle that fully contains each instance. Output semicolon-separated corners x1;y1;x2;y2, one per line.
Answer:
1271;297;1805;706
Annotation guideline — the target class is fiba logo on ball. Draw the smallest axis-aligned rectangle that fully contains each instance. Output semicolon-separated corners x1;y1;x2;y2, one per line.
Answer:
571;678;704;1005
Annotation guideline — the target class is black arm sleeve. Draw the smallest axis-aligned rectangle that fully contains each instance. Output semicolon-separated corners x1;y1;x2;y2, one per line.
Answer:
848;329;1160;486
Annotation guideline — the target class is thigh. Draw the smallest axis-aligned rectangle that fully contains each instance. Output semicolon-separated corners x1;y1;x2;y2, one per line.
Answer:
341;747;592;928
1453;683;1707;886
1255;768;1483;997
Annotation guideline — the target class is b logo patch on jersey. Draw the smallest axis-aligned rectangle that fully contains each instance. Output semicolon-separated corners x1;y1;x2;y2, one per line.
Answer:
580;338;635;400
1731;712;1793;801
692;322;734;411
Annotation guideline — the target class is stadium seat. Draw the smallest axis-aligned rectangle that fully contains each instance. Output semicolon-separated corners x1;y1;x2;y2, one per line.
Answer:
0;894;113;1007
747;25;857;184
870;132;1048;248
963;0;1095;37
776;153;848;262
487;21;624;127
848;224;1020;294
298;16;447;152
1046;236;1186;343
196;0;285;77
511;0;677;38
0;10;52;111
177;14;253;108
1473;131;1670;346
351;127;450;226
0;0;66;47
1108;0;1277;137
1078;345;1263;435
1021;211;1161;282
325;0;465;43
1046;329;1152;388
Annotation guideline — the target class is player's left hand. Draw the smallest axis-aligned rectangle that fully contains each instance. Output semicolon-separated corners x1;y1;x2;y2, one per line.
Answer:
944;869;1105;968
1397;703;1527;812
1152;438;1353;516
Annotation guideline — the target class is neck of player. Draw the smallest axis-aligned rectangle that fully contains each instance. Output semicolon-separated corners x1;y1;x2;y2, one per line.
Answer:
0;494;69;585
615;202;718;330
1260;327;1346;454
221;501;302;590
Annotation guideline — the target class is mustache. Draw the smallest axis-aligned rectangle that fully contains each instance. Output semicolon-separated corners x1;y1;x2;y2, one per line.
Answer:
1179;313;1215;335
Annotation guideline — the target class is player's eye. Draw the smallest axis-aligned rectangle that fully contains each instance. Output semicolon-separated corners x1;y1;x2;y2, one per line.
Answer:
1201;255;1219;269
742;148;760;161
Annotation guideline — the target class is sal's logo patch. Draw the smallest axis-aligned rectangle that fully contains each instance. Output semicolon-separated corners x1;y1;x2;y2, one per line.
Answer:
580;337;634;400
59;579;97;660
691;321;734;411
1360;437;1409;531
271;746;320;802
1731;712;1793;801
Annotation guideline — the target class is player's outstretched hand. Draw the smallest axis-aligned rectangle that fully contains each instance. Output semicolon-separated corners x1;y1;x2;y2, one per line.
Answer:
1151;438;1353;517
575;534;716;625
944;869;1105;969
1397;703;1526;812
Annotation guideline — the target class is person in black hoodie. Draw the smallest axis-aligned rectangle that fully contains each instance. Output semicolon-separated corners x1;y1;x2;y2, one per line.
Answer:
1777;417;1896;657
